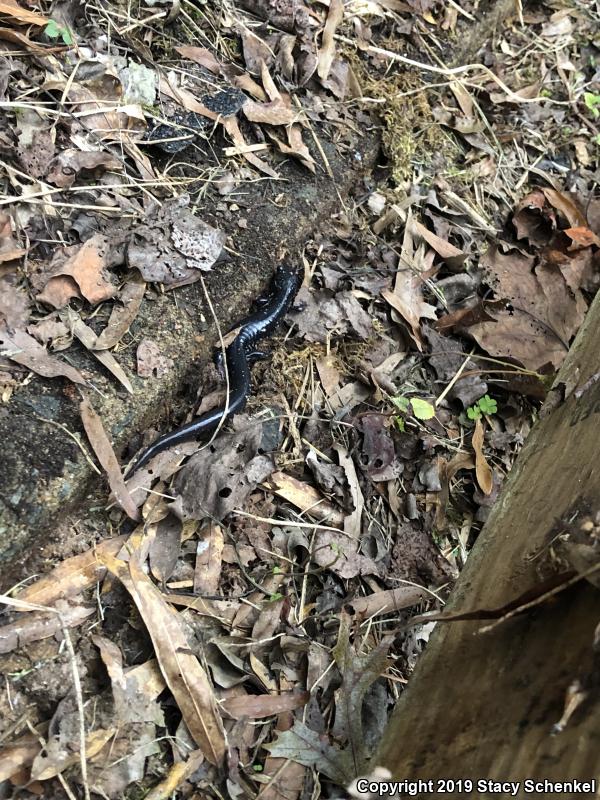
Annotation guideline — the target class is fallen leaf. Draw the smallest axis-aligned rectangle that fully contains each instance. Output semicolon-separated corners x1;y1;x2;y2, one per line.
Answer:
63;308;134;393
381;285;436;351
46;149;122;188
0;328;85;384
222;690;310;719
317;0;344;80
37;235;118;309
269;471;345;528
346;586;427;618
411;219;466;268
0;0;49;26
128;195;226;287
172;422;275;521
0;211;27;262
472;418;493;495
80;396;140;521
100;552;227;763
263;720;351;785
149;514;182;584
94;275;146;350
175;45;222;74
542;187;587;228
466;247;586;371
0;603;94;654
16;535;128;607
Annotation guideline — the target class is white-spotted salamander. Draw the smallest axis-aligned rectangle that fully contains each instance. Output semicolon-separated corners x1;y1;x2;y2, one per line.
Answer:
124;264;302;478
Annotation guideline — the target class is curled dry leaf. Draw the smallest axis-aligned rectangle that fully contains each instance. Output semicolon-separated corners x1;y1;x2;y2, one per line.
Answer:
37;234;118;309
0;274;30;330
0;327;85;384
472;418;493;496
269;471;345;528
46;148;123;188
194;522;224;595
79;396;140;521
99;552;227;764
63;308;134;393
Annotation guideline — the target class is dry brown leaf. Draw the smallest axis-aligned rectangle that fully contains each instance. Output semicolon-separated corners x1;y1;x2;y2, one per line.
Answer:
542;188;587;228
0;734;42;781
222;116;278;177
63;308;134;393
0;603;94;654
472;418;493;495
37;235;118;308
100;552;227;763
465;247;586;371
565;226;600;249
46;149;122;189
17;535;128;608
159;75;218;121
381;286;436;352
0;25;60;53
175;45;222;74
0;328;86;384
222;690;310;720
412;219;466;267
94;276;146;350
80;396;140;521
346;586;427;618
0;212;27;262
0;0;49;25
149;514;182;584
317;0;344;80
143;750;204;800
31;728;116;782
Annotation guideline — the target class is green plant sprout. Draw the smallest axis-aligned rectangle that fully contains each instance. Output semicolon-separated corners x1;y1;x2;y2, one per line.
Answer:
467;394;498;421
45;19;73;45
584;92;600;119
391;395;436;431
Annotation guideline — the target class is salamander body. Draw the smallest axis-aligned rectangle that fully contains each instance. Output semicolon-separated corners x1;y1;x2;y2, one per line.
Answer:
125;264;301;478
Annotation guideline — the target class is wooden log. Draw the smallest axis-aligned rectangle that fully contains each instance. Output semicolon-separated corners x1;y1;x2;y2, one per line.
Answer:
376;290;600;791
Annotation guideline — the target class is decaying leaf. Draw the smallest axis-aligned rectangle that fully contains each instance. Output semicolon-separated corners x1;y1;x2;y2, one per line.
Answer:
0;602;94;654
128;195;226;287
172;421;275;521
317;0;344;81
99;552;227;763
0;327;86;384
94;275;146;350
222;690;309;719
63;308;134;393
37;234;118;309
263;720;351;785
46;148;123;188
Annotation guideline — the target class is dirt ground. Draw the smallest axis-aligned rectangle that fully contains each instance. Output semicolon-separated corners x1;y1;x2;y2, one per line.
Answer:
0;0;598;798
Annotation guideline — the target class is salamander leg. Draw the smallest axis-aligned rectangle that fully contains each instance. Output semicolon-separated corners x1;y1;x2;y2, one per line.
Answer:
247;350;269;364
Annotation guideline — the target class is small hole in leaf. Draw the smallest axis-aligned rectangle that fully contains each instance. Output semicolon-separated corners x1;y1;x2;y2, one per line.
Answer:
219;487;232;498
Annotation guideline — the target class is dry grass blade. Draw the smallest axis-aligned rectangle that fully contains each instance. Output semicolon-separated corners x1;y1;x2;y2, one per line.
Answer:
99;552;227;764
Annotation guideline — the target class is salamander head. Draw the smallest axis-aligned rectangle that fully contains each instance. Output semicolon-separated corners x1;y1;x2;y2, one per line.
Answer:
273;263;301;293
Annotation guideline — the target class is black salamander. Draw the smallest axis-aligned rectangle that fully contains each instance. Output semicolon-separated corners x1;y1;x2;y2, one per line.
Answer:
124;264;301;478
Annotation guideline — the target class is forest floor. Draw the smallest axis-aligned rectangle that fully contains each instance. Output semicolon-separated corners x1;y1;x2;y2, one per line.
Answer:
0;0;598;798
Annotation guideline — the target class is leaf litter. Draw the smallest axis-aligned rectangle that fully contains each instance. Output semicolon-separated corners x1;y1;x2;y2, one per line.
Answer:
0;0;599;797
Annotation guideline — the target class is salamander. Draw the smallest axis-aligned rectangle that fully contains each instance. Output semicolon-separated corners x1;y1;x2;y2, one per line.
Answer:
124;264;302;478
